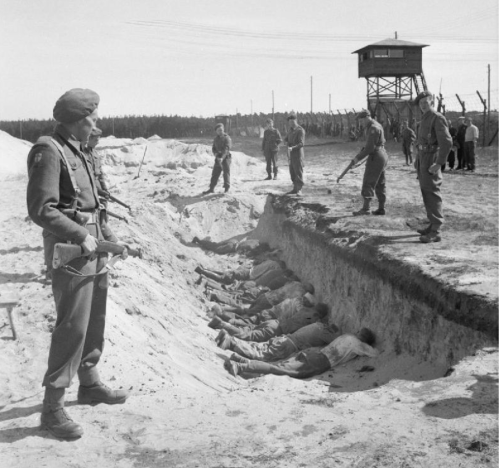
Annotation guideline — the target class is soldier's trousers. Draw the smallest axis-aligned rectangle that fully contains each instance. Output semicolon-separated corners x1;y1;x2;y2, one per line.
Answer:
416;150;444;231
265;150;278;176
231;319;282;342
238;349;330;378
42;224;108;389
457;145;465;169
402;143;413;164
232;335;298;362
289;151;304;190
361;149;388;204
464;141;476;170
209;155;231;190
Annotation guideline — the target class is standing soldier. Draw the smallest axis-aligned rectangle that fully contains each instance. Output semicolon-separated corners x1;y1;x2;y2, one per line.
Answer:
455;116;466;170
84;127;110;194
464;117;479;172
413;90;453;243
337;110;388;216
261;118;282;180
401;119;416;166
203;123;232;194
283;113;306;196
26;89;129;440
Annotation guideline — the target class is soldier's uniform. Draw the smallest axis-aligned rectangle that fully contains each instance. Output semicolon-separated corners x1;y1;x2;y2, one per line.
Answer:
262;126;282;179
209;131;232;192
284;119;306;193
353;118;388;211
415;101;452;235
27;88;128;440
401;126;416;165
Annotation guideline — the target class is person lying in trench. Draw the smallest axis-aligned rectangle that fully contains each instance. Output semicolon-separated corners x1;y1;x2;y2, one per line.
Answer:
216;320;340;362
213;280;316;317
192;237;269;256
195;259;285;285
209;295;314;328
223;328;377;379
212;300;329;343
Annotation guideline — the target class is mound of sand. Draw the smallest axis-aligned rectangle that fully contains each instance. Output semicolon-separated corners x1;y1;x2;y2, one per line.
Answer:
0;130;32;178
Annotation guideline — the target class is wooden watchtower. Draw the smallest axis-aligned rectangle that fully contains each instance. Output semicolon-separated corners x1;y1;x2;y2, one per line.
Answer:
352;37;429;135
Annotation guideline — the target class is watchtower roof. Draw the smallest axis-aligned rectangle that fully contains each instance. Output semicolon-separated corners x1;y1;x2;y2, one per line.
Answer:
353;38;429;54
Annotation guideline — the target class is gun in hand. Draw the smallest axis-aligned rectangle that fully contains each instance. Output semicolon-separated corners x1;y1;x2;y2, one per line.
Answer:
52;241;142;270
337;160;355;183
98;188;131;212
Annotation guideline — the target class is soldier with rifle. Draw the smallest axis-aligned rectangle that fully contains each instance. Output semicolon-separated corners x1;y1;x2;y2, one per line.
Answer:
27;88;135;440
203;123;232;194
337;110;388;216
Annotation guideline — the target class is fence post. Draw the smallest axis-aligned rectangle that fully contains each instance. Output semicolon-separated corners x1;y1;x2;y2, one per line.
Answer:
476;91;487;147
456;94;466;116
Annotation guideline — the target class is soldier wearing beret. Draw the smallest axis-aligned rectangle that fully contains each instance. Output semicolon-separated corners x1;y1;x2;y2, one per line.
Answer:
261;118;282;180
337;110;389;216
203;123;232;194
283;113;306;196
413;91;453;243
26;88;129;439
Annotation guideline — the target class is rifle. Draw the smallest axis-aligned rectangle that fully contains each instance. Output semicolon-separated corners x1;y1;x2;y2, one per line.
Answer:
107;210;129;223
336;154;368;183
98;188;131;211
52;240;142;270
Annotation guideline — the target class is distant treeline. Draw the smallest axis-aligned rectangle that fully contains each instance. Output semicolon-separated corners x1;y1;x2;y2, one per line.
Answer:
1;110;498;144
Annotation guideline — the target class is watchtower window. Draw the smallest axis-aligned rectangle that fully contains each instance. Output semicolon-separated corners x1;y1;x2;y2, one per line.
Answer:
374;49;389;58
389;49;404;58
359;52;369;62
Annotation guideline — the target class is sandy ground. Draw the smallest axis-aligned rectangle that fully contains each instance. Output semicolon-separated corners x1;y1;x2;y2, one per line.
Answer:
0;132;497;467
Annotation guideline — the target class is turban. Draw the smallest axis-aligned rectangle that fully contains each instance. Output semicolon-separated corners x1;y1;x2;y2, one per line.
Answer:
53;88;100;124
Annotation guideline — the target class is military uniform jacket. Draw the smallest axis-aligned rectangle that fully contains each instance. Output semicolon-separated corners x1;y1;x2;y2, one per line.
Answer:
284;125;305;156
401;127;416;145
357;120;385;160
261;128;282;153
416;109;453;166
212;133;232;158
27;125;114;244
84;146;110;191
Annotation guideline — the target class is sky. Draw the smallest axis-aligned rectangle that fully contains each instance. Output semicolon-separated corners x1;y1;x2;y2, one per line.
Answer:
0;0;498;120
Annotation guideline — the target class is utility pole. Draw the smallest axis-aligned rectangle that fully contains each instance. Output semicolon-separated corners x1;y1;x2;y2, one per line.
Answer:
310;76;313;113
395;31;398;40
19;120;22;139
487;64;491;144
329;94;331;113
251;100;253;126
476;91;487;147
272;90;275;121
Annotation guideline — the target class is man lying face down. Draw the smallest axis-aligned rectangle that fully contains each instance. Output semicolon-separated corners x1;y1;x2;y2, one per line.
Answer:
212;296;329;343
216;320;341;362
223;328;377;379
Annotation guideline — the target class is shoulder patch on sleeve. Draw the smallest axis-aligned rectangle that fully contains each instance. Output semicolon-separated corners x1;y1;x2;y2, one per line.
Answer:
34;153;43;165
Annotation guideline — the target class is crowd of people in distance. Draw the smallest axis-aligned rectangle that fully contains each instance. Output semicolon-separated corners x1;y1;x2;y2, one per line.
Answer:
193;237;378;380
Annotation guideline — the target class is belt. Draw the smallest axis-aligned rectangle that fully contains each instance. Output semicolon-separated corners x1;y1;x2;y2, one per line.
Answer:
79;210;99;224
417;144;438;152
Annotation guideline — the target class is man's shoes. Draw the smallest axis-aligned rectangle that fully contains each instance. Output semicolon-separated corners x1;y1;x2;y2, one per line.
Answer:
202;189;214;195
224;360;240;377
295;190;303;196
224;187;230;193
264;175;272;180
230;353;249;363
41;407;83;439
194;266;202;274
419;232;441;243
273;175;278;180
216;330;232;350
352;209;371;216
208;316;223;329
416;225;432;235
77;382;129;405
285;189;297;195
372;208;386;215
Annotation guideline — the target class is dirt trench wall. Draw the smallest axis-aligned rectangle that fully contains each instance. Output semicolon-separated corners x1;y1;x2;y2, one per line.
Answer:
252;196;497;368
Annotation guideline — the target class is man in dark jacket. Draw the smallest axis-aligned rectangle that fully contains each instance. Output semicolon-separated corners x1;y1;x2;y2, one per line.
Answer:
203;123;232;194
261;118;282;180
283;114;306;196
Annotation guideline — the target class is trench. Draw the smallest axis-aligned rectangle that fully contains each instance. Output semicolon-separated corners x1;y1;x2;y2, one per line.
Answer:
240;194;498;376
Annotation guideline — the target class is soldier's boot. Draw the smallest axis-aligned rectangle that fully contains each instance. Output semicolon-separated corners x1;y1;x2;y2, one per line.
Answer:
41;388;83;439
419;231;441;243
230;353;249;363
273;170;278;180
78;382;129;406
265;172;272;180
353;198;371;216
224;360;241;377
416;225;432;235
372;203;386;216
219;322;241;336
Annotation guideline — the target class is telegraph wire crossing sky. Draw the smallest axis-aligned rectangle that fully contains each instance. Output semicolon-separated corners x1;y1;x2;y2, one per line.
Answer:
0;0;497;120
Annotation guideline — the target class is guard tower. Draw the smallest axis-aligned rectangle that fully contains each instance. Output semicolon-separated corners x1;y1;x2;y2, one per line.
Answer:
352;37;429;134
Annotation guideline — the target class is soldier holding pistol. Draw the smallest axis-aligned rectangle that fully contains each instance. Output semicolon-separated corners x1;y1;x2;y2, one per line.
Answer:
26;88;129;440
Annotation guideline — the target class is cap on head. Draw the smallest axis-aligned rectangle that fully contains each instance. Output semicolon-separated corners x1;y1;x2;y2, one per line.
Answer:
413;90;433;106
53;88;100;124
90;127;103;137
265;118;273;125
215;123;224;130
355;109;370;120
287;113;297;121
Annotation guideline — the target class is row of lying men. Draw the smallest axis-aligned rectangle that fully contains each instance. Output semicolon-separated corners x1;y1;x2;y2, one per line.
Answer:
194;241;379;380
